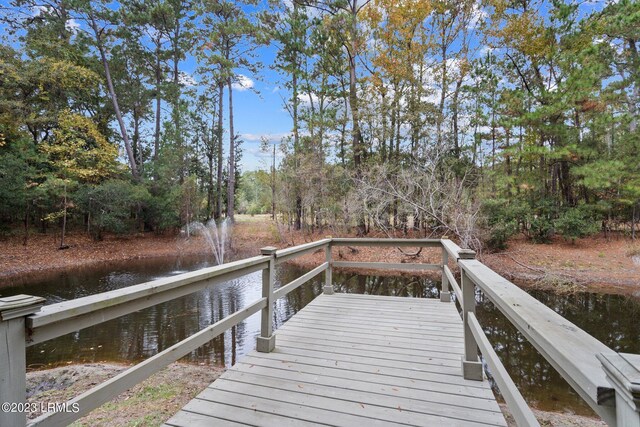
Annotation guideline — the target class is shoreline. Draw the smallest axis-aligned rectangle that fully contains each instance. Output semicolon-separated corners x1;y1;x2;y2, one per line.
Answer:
2;217;639;297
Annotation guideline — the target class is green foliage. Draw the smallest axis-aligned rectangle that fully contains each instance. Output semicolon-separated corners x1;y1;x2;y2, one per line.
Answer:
237;171;272;215
481;198;531;249
529;216;555;244
554;207;600;242
77;180;151;239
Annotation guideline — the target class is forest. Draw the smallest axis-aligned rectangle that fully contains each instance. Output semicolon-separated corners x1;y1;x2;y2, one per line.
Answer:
0;0;638;251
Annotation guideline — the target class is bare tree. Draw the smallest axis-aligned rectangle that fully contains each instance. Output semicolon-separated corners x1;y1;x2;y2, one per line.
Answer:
352;149;482;251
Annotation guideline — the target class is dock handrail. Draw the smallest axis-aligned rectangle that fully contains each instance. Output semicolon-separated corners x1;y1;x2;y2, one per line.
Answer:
0;237;637;426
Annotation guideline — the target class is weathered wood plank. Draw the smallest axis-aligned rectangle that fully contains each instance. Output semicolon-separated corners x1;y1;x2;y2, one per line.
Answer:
444;265;463;303
310;296;458;312
441;238;462;261
275;331;464;358
168;293;507;427
262;341;462;370
277;328;465;353
331;238;441;247
296;307;462;326
221;369;498;412
162;410;248;427
241;353;486;389
332;261;441;272
196;387;404;427
274;239;330;265
290;312;463;335
237;358;496;401
244;347;460;378
210;376;506;425
273;337;464;365
280;323;463;344
178;399;321;427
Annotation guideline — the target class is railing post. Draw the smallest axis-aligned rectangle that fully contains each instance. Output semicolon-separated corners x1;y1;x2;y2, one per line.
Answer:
459;249;483;381
440;244;450;302
0;295;45;426
323;240;334;295
598;353;640;427
257;247;276;353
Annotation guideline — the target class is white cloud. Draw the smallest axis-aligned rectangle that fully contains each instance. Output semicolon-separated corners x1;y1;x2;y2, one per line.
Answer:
231;74;254;91
65;19;80;34
240;132;292;143
479;45;493;56
298;92;319;106
468;3;488;29
32;5;51;16
272;86;280;93
178;71;197;87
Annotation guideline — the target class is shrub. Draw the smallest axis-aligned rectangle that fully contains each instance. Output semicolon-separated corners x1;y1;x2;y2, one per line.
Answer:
481;198;529;249
554;207;600;243
529;216;554;243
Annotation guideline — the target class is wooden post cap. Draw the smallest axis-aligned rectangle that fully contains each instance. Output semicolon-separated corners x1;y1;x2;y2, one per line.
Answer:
0;294;46;321
260;246;278;255
458;249;476;259
597;353;640;411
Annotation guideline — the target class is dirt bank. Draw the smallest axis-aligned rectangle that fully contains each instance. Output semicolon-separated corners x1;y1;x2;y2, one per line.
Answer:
26;362;223;426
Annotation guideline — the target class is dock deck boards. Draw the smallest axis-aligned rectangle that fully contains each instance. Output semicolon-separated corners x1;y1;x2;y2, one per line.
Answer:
164;293;507;427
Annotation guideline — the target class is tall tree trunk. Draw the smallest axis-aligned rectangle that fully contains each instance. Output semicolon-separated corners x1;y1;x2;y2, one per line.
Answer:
349;2;363;169
154;38;162;162
628;38;639;133
60;187;67;249
271;144;276;220
90;15;139;180
226;77;235;222
452;75;463;157
437;37;447;148
215;81;224;220
292;49;302;230
207;122;215;219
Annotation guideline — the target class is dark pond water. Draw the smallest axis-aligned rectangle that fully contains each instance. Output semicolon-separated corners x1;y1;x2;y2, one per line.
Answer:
1;256;639;416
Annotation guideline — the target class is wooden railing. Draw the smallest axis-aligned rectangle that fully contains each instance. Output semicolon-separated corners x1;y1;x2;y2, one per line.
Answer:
0;238;638;427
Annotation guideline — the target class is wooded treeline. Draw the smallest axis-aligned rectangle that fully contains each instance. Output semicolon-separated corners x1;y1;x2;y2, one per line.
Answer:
0;0;638;250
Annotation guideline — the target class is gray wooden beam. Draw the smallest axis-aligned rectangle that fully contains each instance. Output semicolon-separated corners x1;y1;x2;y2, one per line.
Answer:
273;263;328;300
459;258;617;424
0;295;45;427
30;297;266;427
27;256;269;345
468;312;540;426
257;247;277;353
324;243;334;295
598;353;640;426
460;269;482;381
331;238;441;247
332;261;441;271
274;239;330;265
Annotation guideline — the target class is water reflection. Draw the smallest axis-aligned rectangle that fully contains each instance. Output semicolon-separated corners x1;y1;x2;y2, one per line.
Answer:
1;258;639;416
476;290;640;415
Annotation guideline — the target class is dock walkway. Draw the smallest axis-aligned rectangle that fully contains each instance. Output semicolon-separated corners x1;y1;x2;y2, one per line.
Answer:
164;293;507;427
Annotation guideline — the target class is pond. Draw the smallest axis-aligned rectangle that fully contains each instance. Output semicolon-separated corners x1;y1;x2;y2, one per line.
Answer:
1;255;639;417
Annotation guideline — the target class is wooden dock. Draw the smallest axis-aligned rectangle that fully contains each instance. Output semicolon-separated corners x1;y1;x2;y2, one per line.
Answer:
164;293;507;427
